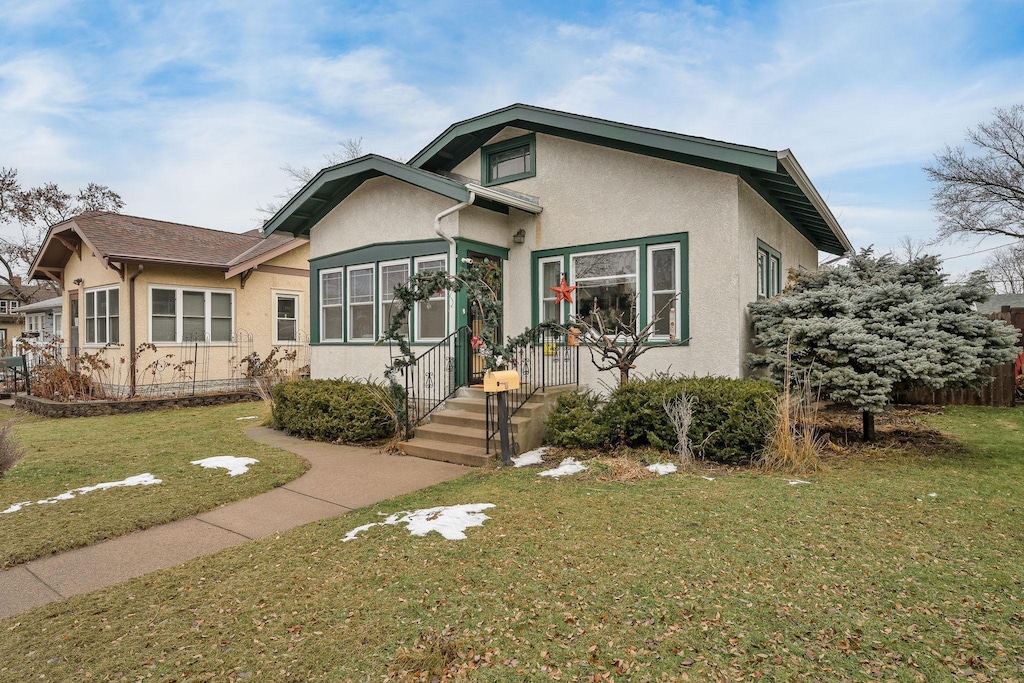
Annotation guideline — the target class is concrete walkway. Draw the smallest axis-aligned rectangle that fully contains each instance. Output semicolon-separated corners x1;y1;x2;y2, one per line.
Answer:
0;426;469;620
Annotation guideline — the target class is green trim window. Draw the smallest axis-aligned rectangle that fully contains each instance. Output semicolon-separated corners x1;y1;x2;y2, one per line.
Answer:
757;241;782;299
415;255;447;342
149;287;233;343
481;134;536;186
85;286;120;345
347;265;375;342
320;269;345;342
311;242;451;344
532;233;689;344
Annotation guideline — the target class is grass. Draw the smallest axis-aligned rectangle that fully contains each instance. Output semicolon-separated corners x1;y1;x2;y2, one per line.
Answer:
0;402;308;568
1;406;1023;680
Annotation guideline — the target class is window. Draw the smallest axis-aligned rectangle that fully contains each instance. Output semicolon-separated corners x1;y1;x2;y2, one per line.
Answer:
149;287;233;343
8;301;17;312
380;261;410;339
757;242;782;299
572;248;639;334
648;244;680;340
275;294;299;343
539;256;565;324
347;265;375;341
85;286;119;345
320;269;344;342
415;255;447;341
482;134;536;185
533;234;688;343
0;300;7;314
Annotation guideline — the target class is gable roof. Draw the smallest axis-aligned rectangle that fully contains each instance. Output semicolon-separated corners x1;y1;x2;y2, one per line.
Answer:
261;154;542;239
17;295;62;313
30;212;307;283
410;103;852;255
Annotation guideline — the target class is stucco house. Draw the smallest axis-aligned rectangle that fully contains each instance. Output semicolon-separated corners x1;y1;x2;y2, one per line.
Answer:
264;104;851;379
28;212;311;396
261;104;852;463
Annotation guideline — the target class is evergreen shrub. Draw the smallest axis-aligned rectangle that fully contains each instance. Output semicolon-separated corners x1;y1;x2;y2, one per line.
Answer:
271;379;393;443
546;376;778;464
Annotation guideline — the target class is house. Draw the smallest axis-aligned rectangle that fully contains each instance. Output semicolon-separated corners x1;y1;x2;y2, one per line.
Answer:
28;212;310;396
16;296;63;345
0;279;59;354
263;104;852;388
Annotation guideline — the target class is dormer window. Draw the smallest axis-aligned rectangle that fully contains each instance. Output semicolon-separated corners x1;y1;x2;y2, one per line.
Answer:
482;134;536;186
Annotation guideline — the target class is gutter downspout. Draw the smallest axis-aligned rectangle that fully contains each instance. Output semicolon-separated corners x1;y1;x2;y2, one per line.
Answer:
128;264;144;398
434;191;476;337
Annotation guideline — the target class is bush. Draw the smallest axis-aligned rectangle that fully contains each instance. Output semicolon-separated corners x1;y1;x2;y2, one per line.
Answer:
546;376;779;464
545;390;610;449
271;379;394;444
0;422;25;477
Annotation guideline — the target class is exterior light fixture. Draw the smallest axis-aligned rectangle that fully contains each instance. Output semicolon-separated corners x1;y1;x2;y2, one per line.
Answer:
512;229;526;244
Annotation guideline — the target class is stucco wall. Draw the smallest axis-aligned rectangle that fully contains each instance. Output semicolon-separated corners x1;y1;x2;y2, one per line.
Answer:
56;242;310;387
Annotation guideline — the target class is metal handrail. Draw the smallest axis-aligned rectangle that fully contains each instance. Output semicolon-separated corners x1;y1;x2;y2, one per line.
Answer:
400;326;469;435
485;326;579;455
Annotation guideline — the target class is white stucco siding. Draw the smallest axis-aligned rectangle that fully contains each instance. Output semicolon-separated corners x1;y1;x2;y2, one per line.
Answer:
311;344;395;382
736;181;820;360
309;176;459;260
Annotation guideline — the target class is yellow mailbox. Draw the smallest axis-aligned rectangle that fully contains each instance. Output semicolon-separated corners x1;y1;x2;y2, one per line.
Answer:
483;370;520;393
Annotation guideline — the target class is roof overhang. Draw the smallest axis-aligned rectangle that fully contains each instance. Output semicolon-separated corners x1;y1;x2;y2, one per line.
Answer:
29;219;106;283
410;104;852;255
225;237;309;279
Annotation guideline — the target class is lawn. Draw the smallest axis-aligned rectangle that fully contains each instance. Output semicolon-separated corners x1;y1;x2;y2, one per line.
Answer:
1;406;1022;681
0;402;308;568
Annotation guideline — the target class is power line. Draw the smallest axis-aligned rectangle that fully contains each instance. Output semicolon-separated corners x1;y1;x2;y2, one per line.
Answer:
939;241;1021;262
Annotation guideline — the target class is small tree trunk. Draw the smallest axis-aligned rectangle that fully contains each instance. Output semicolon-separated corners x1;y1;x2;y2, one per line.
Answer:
619;366;630;387
862;410;876;442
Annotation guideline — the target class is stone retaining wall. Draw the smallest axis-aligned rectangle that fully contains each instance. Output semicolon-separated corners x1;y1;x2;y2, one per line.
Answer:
15;391;260;418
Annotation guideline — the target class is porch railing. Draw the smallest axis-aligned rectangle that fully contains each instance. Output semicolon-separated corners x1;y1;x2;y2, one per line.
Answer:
400;326;469;435
485;327;579;455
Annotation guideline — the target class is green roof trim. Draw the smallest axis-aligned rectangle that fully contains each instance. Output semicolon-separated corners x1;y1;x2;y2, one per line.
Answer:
263;155;473;238
409;104;852;256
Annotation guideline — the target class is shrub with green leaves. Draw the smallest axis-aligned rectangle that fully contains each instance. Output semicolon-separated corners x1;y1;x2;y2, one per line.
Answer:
547;376;778;464
271;379;393;444
545;390;610;449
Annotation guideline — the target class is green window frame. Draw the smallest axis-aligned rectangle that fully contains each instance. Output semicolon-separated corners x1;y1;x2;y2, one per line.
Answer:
757;240;782;299
481;134;536;186
531;232;689;344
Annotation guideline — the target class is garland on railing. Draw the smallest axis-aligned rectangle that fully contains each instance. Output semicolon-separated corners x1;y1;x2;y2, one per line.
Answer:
379;257;562;430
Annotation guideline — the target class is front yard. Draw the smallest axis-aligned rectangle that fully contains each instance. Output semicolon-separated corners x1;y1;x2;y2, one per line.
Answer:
1;406;1022;680
0;403;308;568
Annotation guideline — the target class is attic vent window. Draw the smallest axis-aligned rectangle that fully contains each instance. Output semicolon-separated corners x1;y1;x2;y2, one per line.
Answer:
482;134;536;186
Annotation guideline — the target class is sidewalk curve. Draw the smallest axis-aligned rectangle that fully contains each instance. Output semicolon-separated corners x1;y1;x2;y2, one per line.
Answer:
0;426;469;620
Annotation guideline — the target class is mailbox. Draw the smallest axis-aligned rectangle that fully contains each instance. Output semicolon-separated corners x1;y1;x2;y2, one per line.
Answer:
483;369;520;393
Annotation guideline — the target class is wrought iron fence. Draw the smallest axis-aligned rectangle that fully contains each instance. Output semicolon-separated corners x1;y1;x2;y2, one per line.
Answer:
485;327;579;455
399;326;468;434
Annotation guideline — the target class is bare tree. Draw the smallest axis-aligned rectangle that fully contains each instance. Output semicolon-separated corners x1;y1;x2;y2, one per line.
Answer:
925;105;1024;241
893;235;931;262
0;167;124;300
257;137;366;221
567;293;688;387
981;243;1024;293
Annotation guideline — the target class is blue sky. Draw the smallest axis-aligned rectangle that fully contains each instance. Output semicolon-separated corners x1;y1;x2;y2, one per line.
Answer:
3;0;1024;275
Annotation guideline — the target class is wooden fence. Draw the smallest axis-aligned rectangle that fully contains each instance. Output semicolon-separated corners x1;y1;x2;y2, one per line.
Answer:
894;307;1024;408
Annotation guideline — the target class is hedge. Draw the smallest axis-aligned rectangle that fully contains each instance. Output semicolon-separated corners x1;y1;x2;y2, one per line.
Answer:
546;376;778;464
271;379;393;444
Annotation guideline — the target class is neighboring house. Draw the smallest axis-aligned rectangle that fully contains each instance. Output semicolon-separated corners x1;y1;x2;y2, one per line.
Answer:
975;293;1024;315
0;279;59;353
29;212;310;395
262;103;852;391
16;295;63;344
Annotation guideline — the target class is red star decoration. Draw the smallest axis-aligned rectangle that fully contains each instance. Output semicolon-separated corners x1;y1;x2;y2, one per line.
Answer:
550;276;577;304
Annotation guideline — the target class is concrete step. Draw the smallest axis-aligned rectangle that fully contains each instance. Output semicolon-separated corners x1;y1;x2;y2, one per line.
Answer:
429;410;529;430
399;439;492;467
445;395;546;416
414;422;492;448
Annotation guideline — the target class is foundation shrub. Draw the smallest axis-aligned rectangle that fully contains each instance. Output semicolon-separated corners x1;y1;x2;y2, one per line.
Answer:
271;379;393;444
545;390;610;449
603;376;778;464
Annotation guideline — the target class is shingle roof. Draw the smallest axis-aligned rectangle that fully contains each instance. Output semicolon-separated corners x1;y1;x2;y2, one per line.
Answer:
30;212;306;279
976;293;1024;314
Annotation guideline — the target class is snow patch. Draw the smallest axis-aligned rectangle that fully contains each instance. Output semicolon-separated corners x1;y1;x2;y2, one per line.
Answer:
191;456;259;476
701;475;716;481
788;479;811;485
342;503;495;542
539;457;588;478
236;416;258;421
1;473;162;514
646;463;677;475
512;447;547;467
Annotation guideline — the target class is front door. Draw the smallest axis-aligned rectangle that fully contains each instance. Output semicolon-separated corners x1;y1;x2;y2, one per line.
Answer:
466;251;503;385
68;292;80;354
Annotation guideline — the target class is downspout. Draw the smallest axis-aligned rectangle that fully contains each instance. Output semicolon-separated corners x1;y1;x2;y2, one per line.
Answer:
128;264;144;398
434;191;476;336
